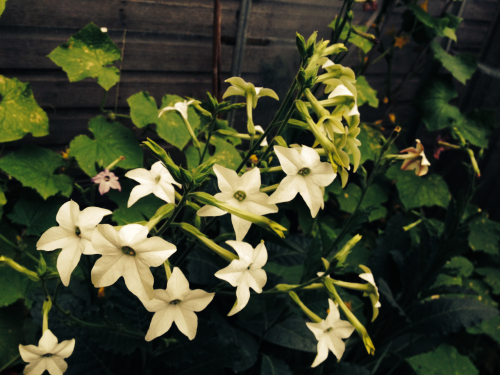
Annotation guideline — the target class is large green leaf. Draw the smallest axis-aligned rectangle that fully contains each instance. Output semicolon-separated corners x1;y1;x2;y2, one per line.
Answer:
430;42;477;85
337;25;373;54
263;315;317;353
467;315;500;345
261;354;292;375
407;344;478;375
415;74;462;132
127;92;201;150
0;146;72;199
455;109;496;149
48;23;121;90
408;4;458;41
69;116;143;176
107;180;164;225
0;265;35;308
0;76;49;142
475;268;500;295
333;181;388;221
357;124;397;165
468;214;500;255
386;165;450;209
264;262;304;284
8;191;64;236
0;303;25;369
408;297;498;336
356;76;379;108
185;136;242;171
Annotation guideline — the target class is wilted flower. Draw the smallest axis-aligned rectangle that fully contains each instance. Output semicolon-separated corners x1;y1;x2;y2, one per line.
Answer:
197;164;278;241
125;161;181;207
91;168;121;195
398;139;431;176
37;201;111;286
91;224;176;300
268;145;336;217
362;0;378;11
306;299;355;367
434;135;451;160
19;329;75;375
143;267;214;341
215;241;267;316
359;265;381;322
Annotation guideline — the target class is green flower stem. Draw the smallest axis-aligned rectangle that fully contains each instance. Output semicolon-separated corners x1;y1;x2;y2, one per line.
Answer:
437;141;461;150
325;128;400;264
236;78;299;173
323;278;375;355
289;291;322;323
164;260;172;280
200;116;218;163
259;166;283;174
0;256;39;281
260;184;279;194
181;117;202;153
403;218;423;232
156;189;190;236
258;88;306;166
330;279;373;293
172;222;238;262
0;233;19;249
42;297;52;332
100;90;110;113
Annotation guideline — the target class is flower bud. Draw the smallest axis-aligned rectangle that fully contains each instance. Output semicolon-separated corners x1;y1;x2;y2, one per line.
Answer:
146;204;175;231
142;138;183;183
289;291;322;323
0;255;39;281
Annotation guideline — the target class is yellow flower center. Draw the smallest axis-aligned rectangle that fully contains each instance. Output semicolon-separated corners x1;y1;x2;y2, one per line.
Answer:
234;190;246;201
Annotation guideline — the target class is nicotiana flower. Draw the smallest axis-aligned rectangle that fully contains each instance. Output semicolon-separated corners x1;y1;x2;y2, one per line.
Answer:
19;329;75;375
254;125;268;146
397;139;430;176
197;164;278;241
158;99;195;122
359;265;381;322
142;267;214;341
268;145;336;218
125;161;181;207
214;241;267;316
91;168;121;195
91;224;177;300
37;201;111;286
306;299;355;367
223;77;279;135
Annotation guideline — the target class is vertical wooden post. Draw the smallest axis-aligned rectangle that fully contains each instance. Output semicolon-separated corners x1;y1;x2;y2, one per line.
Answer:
212;0;222;102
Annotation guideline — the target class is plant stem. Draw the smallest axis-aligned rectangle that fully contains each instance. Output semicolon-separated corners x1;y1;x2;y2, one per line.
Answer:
200;116;218;163
156;190;190;236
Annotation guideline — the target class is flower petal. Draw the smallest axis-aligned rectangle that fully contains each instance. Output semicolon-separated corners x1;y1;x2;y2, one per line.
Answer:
227;280;251;316
300;145;321;169
53;339;75;359
128;185;154;207
45;356;68;375
119;224;149;247
252;242;268;269
214;259;247;287
124;258;155;300
92;224;121;255
213;164;239;194
57;239;84;286
274;146;301;175
231;215;252;241
245;192;278;215
56;201;80;231
332;320;355;339
153;182;175;203
306;321;328;341
38;329;59;353
142;296;168;312
311;337;330;368
197;205;227;217
81;238;98;255
222;85;245;99
182;289;215;312
238;167;261;193
145;305;175;341
77;207;112;241
166;267;191;301
125;168;154;185
268;175;300;205
173;306;198;340
326;299;340;323
246;269;267;292
325;332;346;361
37;227;73;251
19;344;43;362
302;178;324;218
257;88;279;101
309;162;336;187
98;182;111;195
135;237;177;267
23;359;47;375
91;253;127;288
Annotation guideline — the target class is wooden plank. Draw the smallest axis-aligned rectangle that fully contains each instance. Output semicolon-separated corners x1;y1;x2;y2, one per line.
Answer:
0;27;301;74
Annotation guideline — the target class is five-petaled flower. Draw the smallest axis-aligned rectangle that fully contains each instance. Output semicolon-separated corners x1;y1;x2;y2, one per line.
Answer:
37;201;111;286
19;329;75;375
197;164;278;241
91;224;177;301
91;168;121;195
214;241;267;316
158;99;195;122
306;299;355;367
125;161;181;207
268;145;336;218
359;265;381;322
398;139;431;176
143;267;214;341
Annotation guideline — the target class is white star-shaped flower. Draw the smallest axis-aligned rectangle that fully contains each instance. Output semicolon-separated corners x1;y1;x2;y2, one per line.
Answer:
19;329;75;375
158;99;195;121
306;299;355;367
214;241;267;316
125;161;181;207
197;164;278;241
37;201;111;286
268;145;336;218
91;224;177;300
143;267;214;341
359;265;381;322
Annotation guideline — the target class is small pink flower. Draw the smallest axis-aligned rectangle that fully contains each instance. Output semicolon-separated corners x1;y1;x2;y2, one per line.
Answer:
398;139;431;177
92;169;121;195
363;1;378;11
433;135;451;160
